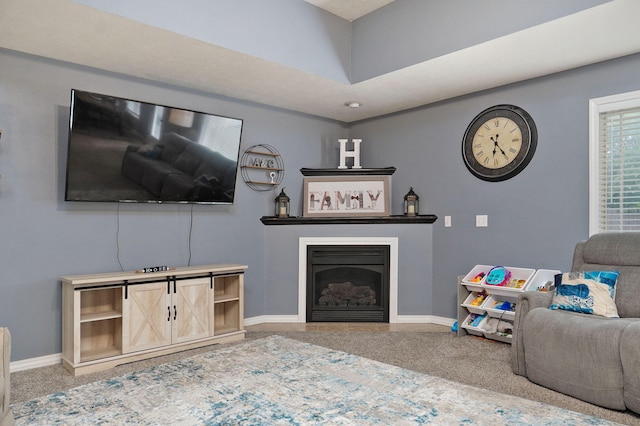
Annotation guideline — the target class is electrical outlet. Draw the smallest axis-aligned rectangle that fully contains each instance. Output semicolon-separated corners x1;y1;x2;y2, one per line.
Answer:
476;215;488;227
444;216;451;227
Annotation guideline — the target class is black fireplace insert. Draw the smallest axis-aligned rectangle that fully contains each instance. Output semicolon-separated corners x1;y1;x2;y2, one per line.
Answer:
307;245;390;322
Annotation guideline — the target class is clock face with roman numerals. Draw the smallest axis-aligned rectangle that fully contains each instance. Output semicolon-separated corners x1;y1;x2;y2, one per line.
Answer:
462;105;537;182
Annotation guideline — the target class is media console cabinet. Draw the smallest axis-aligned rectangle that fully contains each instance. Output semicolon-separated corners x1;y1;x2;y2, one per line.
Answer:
61;263;247;376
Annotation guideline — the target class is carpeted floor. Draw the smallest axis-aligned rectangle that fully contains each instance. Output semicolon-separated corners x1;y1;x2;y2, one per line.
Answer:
10;331;640;425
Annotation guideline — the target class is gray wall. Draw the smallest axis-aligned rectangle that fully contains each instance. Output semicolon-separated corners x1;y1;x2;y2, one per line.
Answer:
71;0;352;84
0;48;347;361
71;0;610;86
350;52;640;318
351;0;611;83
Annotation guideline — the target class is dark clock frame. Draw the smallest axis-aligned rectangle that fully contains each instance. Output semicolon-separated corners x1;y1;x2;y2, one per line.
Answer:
462;104;537;182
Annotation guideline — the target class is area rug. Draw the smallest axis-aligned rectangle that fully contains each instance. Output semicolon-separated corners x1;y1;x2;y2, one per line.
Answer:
12;335;618;425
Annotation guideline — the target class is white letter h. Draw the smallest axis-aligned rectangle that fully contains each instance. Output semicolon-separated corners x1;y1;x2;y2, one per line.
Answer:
338;139;362;169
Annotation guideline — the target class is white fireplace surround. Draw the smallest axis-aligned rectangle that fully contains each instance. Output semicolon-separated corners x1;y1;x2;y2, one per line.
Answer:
298;237;399;323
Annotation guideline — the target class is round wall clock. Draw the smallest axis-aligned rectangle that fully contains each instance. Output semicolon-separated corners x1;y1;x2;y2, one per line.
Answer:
462;104;537;182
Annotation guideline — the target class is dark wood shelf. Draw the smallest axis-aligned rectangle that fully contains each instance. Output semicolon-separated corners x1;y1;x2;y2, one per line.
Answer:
260;214;437;225
300;167;396;176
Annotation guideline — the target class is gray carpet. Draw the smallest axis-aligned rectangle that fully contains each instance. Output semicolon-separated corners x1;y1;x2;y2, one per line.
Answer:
10;331;640;425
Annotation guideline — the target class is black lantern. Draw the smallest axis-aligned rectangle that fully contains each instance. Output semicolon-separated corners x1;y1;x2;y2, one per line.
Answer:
275;188;290;218
403;187;419;217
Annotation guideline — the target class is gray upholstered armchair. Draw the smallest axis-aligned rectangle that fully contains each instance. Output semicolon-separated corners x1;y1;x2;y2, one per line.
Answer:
512;233;640;414
0;328;13;426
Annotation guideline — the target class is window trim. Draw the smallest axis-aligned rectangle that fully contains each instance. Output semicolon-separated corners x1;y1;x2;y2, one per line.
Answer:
589;89;640;235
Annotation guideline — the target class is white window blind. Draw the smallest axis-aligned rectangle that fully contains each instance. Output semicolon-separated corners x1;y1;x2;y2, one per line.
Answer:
590;90;640;234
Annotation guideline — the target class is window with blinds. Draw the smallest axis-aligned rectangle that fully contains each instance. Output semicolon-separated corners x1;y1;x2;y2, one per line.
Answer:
589;90;640;234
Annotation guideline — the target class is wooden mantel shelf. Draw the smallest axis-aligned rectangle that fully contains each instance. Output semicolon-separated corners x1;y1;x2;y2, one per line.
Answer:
260;215;437;225
300;167;396;176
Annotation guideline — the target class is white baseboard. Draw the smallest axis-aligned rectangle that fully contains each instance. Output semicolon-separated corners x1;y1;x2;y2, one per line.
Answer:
245;314;456;326
395;315;456;326
12;315;457;372
11;353;61;372
244;315;300;326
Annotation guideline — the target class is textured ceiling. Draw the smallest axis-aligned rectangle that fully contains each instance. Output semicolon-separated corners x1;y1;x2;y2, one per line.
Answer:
1;0;640;123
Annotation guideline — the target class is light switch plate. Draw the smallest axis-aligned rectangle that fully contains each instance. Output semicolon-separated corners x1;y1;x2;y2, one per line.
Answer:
444;216;451;227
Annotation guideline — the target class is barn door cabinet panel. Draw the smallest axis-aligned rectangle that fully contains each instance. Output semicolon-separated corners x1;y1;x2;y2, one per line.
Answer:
172;277;211;344
61;264;247;376
122;281;172;353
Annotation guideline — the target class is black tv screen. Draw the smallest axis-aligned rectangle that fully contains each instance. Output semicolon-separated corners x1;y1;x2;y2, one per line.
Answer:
65;89;244;204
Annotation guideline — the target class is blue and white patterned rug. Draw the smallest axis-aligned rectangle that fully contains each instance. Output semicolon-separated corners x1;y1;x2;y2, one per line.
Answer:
12;335;618;425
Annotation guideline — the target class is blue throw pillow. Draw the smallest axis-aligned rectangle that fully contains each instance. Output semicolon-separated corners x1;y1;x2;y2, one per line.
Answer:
549;271;620;317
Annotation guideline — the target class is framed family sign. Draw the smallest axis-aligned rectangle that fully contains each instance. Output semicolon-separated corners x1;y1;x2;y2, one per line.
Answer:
303;175;390;217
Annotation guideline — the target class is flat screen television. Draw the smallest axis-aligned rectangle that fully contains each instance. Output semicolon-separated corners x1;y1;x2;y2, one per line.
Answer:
65;89;244;204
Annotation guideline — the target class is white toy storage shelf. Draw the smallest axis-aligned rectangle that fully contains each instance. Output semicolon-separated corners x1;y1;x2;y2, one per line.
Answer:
457;265;560;344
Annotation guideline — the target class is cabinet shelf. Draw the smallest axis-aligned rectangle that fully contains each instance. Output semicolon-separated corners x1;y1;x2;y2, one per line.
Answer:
80;287;122;317
214;300;240;334
214;324;241;335
214;275;240;299
214;295;240;304
79;317;122;361
81;346;122;363
80;310;122;323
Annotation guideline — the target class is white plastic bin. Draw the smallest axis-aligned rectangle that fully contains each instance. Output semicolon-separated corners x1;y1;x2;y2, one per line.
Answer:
482;266;536;301
526;269;562;292
461;265;493;292
483;331;512;343
461;291;489;315
481;295;516;320
461;313;488;336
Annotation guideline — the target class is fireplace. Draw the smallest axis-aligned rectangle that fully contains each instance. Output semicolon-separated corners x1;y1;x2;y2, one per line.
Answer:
307;245;390;322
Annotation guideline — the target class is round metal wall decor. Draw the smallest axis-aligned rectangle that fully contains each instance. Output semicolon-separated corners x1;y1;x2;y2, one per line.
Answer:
240;144;284;192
